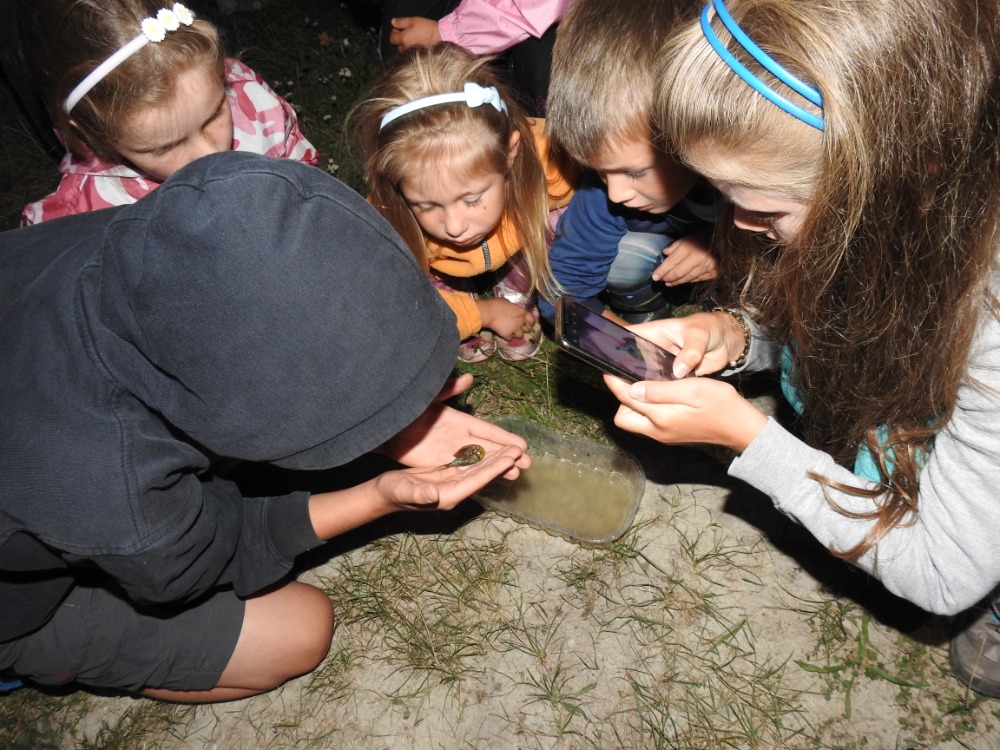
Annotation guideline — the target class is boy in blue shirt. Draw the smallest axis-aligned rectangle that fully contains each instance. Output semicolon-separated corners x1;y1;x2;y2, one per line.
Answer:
538;0;720;325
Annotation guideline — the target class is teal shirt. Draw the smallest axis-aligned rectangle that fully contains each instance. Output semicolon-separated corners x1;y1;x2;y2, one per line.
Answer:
780;346;905;482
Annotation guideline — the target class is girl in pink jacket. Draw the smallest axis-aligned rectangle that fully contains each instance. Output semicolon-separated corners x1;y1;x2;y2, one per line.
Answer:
19;0;317;225
387;0;572;55
381;1;572;115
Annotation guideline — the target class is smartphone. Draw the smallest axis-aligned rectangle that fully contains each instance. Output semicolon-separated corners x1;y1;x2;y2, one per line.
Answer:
555;297;677;382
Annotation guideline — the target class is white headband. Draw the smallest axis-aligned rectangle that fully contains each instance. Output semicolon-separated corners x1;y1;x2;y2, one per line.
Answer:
63;3;196;114
379;82;508;131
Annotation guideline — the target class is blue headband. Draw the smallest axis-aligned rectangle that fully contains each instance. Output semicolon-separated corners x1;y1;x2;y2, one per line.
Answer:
379;82;508;131
700;0;824;131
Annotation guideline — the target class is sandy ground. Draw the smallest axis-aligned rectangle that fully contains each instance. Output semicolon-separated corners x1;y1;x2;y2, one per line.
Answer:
5;3;997;746
53;385;999;750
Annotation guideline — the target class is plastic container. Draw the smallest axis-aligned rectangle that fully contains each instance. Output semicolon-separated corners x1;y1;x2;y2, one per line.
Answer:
474;415;644;547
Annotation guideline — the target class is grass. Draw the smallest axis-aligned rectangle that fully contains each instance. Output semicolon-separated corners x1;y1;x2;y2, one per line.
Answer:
2;0;1000;747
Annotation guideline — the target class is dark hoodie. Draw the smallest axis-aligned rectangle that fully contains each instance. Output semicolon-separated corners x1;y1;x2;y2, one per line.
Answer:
0;152;458;642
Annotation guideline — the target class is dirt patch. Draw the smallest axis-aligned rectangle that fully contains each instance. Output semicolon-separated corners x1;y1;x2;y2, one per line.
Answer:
53;403;1000;748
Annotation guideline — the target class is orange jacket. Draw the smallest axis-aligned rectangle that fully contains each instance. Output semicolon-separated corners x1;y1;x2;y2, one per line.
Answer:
427;118;577;338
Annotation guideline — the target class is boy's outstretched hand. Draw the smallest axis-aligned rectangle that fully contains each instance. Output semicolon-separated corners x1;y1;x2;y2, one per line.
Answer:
374;446;525;512
379;374;531;480
308;442;524;540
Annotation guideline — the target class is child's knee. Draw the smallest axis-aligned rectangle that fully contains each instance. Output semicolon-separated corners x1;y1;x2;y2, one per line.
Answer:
293;585;335;670
257;582;334;680
609;232;670;286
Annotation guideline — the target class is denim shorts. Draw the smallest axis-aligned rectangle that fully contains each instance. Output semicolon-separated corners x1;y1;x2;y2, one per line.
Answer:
0;583;244;693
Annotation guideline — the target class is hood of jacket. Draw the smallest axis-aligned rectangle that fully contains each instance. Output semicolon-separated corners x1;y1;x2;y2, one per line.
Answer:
87;151;457;469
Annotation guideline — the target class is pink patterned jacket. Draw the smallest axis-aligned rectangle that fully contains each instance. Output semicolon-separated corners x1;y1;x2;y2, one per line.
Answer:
438;0;572;55
21;59;318;226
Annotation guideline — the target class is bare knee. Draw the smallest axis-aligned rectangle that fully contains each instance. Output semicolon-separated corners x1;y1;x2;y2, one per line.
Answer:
265;582;334;679
288;583;335;674
219;581;334;692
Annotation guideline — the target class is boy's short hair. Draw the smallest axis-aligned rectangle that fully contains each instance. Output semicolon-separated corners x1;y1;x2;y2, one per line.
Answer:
546;0;692;164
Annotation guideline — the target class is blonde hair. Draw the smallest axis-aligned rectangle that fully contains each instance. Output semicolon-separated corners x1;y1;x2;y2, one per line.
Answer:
20;0;224;162
355;43;555;296
657;0;1000;560
546;0;694;164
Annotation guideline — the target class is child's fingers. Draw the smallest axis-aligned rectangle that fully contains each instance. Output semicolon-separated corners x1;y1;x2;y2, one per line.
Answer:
429;447;523;508
658;257;712;285
655;237;718;283
433;373;474;403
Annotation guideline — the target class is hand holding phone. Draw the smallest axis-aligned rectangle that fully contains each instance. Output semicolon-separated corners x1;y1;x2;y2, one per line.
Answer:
555;297;677;382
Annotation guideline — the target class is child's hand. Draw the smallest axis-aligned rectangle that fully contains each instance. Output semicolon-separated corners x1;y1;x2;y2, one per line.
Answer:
389;17;442;50
309;442;526;539
652;230;718;286
380;374;531;479
603;374;768;453
630;311;739;378
477;297;536;340
374;444;525;511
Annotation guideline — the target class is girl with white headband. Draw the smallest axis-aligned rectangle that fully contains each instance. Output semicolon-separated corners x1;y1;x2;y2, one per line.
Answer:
17;0;317;226
599;0;1000;698
356;42;577;363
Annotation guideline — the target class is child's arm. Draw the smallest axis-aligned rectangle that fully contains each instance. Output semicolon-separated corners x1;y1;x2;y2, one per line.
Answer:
379;374;529;476
312;376;529;539
438;288;484;340
393;0;570;56
308;445;523;540
539;171;629;324
653;228;719;286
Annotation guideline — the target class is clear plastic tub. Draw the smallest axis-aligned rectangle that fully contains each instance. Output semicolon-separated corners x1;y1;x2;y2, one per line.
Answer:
474;415;644;547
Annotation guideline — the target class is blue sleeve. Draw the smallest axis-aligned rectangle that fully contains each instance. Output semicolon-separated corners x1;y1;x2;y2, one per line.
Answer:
540;171;627;323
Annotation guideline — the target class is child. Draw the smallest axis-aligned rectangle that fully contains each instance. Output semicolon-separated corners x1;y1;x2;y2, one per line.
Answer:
381;1;571;116
538;0;720;326
356;43;576;362
385;0;570;56
603;0;1000;697
0;152;528;701
17;0;317;225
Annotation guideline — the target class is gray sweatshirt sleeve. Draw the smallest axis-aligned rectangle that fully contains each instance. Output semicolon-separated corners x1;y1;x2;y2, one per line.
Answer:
729;311;1000;615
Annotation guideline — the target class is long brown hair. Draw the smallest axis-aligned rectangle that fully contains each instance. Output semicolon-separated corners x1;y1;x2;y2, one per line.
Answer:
353;43;555;297
19;0;224;162
657;0;1000;560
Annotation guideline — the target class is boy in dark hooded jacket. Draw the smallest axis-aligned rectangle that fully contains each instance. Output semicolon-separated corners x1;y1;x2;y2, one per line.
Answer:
0;152;528;702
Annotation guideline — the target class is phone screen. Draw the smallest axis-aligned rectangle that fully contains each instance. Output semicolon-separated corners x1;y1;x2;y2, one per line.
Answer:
555;297;676;382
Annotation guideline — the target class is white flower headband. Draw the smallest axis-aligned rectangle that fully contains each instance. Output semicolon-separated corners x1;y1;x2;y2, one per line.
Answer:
379;82;507;131
63;3;196;114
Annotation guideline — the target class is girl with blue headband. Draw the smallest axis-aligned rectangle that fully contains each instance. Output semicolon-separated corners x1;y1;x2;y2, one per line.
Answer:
356;43;576;363
601;0;1000;698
